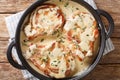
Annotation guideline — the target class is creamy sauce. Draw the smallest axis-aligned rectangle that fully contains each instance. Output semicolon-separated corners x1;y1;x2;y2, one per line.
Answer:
20;0;99;78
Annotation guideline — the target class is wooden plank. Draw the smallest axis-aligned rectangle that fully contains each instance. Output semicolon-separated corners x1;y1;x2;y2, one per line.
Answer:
0;0;17;13
0;41;8;62
84;64;120;80
0;0;35;13
0;63;25;80
0;14;10;38
16;0;35;12
95;0;120;38
99;38;120;64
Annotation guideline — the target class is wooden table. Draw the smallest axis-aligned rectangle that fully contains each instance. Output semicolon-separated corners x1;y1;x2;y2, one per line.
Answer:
0;0;120;80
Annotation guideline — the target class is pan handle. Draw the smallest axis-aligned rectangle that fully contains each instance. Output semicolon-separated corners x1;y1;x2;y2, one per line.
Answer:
96;9;114;39
7;40;25;69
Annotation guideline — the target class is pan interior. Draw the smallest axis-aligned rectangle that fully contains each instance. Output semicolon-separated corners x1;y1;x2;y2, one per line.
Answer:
20;0;100;78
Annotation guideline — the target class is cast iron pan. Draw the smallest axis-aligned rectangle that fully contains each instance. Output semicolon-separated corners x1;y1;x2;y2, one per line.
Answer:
7;0;114;80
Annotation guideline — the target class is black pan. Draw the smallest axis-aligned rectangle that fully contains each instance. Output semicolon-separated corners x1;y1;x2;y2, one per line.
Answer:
7;0;114;80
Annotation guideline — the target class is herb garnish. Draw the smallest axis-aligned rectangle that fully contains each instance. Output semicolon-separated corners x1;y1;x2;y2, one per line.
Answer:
48;52;51;54
73;27;77;30
86;34;89;36
53;60;57;62
55;65;58;67
22;42;28;46
64;2;69;7
42;57;48;62
62;70;64;72
68;60;70;62
82;27;86;30
52;30;57;35
41;38;44;42
58;61;61;63
76;8;79;10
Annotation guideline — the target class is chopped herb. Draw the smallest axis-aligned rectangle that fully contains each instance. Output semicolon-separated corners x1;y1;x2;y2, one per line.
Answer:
81;63;83;65
52;31;57;35
82;27;86;30
64;2;69;7
73;27;77;30
68;60;70;62
42;59;46;62
86;34;89;36
55;65;58;67
39;57;41;60
51;63;54;66
53;60;57;62
57;33;60;37
37;25;40;28
76;8;79;10
42;58;48;62
48;52;51;54
76;44;79;48
28;49;31;52
60;36;65;39
58;61;61;63
22;42;28;46
62;70;64;72
41;38;44;42
60;39;64;43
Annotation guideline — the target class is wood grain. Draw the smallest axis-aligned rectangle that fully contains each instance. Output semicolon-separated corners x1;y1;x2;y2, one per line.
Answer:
0;0;35;13
0;0;16;13
84;64;120;80
95;0;120;38
0;63;24;80
0;0;120;80
0;14;10;38
16;0;35;12
0;41;8;63
99;38;120;64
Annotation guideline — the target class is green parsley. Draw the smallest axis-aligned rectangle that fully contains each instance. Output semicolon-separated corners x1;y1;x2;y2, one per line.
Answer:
22;42;28;46
55;65;58;67
58;61;61;63
86;34;89;36
73;27;77;30
68;60;70;62
42;57;48;62
41;38;44;42
64;2;69;7
76;8;79;10
53;60;57;62
82;27;86;30
48;52;51;54
62;70;64;72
